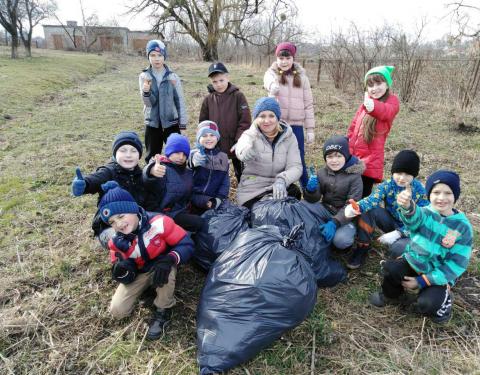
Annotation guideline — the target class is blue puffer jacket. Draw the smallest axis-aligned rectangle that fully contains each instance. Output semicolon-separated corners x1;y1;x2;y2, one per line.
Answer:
143;156;193;218
188;147;230;209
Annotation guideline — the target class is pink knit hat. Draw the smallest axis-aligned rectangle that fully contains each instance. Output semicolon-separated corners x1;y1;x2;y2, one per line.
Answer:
275;42;297;57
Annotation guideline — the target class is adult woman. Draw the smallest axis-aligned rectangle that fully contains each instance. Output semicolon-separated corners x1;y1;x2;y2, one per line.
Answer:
235;97;302;209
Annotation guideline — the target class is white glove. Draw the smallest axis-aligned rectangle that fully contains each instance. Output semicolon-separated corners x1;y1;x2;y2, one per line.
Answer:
240;145;256;162
191;148;208;167
306;131;315;144
364;92;374;112
378;230;401;245
272;178;287;199
344;204;360;218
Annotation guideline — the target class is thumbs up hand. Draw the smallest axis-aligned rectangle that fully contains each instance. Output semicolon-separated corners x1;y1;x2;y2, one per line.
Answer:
305;165;319;193
191;146;208;167
397;182;412;209
143;79;152;93
364;92;374;112
150;154;166;178
71;167;86;197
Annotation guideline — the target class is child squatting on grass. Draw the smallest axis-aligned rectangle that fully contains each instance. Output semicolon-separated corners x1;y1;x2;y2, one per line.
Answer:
140;40;188;163
303;135;365;250
100;181;194;340
188;121;230;214
71;131;149;249
344;150;430;269
369;170;473;324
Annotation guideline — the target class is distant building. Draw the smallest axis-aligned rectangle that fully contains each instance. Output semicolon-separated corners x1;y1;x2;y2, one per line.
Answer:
42;21;157;53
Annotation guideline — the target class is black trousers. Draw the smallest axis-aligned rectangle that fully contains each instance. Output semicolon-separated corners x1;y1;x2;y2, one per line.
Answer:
382;258;452;319
173;212;205;233
361;175;376;197
231;157;243;183
242;184;302;210
144;125;181;163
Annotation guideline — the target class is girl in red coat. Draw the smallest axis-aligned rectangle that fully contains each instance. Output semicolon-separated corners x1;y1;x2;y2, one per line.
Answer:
347;66;400;197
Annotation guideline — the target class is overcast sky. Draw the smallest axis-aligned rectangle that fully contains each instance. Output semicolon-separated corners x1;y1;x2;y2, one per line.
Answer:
36;0;471;41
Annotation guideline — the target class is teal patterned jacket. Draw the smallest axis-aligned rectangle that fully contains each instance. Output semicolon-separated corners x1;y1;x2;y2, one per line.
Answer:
358;178;429;234
400;204;473;287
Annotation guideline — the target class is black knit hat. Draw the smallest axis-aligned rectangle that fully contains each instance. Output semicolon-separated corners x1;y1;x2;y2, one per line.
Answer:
391;150;420;177
323;135;351;161
112;131;143;158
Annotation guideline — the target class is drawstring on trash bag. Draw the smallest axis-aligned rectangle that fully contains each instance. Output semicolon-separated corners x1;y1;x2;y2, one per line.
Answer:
282;223;304;248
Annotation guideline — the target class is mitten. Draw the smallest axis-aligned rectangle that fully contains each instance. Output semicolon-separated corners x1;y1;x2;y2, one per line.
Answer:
191;147;208;167
378;230;401;245
111;258;137;284
71;167;86;197
152;254;176;287
320;220;338;242
306;166;319;193
364;92;374;112
272;178;287;199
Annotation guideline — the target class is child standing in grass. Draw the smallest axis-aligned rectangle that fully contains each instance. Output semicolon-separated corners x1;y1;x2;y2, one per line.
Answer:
71;131;148;249
264;42;315;189
143;133;204;232
303;135;365;250
347;66;400;197
199;62;251;182
343;150;429;269
99;181;194;340
369;170;473;324
188;121;230;214
139;40;188;163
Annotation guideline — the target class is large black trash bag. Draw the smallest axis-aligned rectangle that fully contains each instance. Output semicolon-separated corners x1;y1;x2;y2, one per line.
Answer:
193;202;250;272
251;197;347;287
197;225;317;374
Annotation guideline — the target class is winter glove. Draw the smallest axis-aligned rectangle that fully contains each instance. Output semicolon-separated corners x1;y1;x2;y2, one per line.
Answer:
378;230;401;245
306;165;319;193
364;92;374;112
272;178;287;200
240;144;256;162
344;199;361;218
152;254;176;287
111;258;137;284
320;220;338;242
71;167;86;197
306;131;315;144
191;146;208;167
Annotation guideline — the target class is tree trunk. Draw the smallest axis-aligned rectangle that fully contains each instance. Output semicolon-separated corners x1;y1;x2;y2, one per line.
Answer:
11;33;19;58
201;43;218;61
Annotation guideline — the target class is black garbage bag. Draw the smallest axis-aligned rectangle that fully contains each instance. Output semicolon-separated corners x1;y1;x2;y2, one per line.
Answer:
197;225;317;374
193;202;250;272
251;197;347;287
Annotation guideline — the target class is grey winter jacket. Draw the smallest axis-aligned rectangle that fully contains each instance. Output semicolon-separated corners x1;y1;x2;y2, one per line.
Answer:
235;120;302;205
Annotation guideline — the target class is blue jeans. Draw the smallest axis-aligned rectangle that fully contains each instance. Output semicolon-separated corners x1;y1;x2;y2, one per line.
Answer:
291;125;308;189
333;222;356;250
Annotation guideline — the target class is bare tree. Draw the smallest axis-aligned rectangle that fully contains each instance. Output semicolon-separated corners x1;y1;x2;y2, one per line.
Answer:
447;1;480;39
17;0;56;57
129;0;262;61
0;0;20;58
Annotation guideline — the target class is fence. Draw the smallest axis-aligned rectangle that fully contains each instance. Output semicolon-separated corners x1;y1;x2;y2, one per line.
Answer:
233;54;480;111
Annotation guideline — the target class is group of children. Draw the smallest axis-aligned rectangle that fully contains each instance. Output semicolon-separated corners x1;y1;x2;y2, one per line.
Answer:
71;39;473;339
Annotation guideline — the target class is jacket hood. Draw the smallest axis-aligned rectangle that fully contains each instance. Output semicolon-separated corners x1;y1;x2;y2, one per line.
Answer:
207;82;239;94
344;158;365;175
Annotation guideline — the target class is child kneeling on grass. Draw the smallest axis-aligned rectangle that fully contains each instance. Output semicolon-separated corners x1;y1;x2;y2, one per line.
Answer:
188;120;230;214
100;181;194;340
369;170;473;324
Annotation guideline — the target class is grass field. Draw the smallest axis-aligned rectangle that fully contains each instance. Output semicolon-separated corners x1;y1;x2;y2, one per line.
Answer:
0;48;479;374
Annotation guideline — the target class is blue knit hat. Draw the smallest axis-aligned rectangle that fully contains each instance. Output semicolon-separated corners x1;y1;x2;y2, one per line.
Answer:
112;131;143;158
196;121;220;143
252;97;281;120
165;133;190;158
425;170;461;202
146;39;167;59
323;135;351;161
99;181;139;223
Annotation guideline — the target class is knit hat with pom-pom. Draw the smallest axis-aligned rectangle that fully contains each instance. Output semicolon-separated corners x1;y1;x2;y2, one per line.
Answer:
99;181;139;223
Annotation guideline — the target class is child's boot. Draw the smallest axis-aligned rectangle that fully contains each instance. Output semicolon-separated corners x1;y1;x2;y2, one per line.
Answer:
346;243;370;269
146;308;172;340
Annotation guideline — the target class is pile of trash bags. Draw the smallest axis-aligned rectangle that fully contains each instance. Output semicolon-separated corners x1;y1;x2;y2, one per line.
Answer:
197;224;317;374
195;197;347;374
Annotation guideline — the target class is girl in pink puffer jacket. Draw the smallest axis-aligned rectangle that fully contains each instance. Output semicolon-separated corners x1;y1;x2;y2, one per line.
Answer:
263;42;315;189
